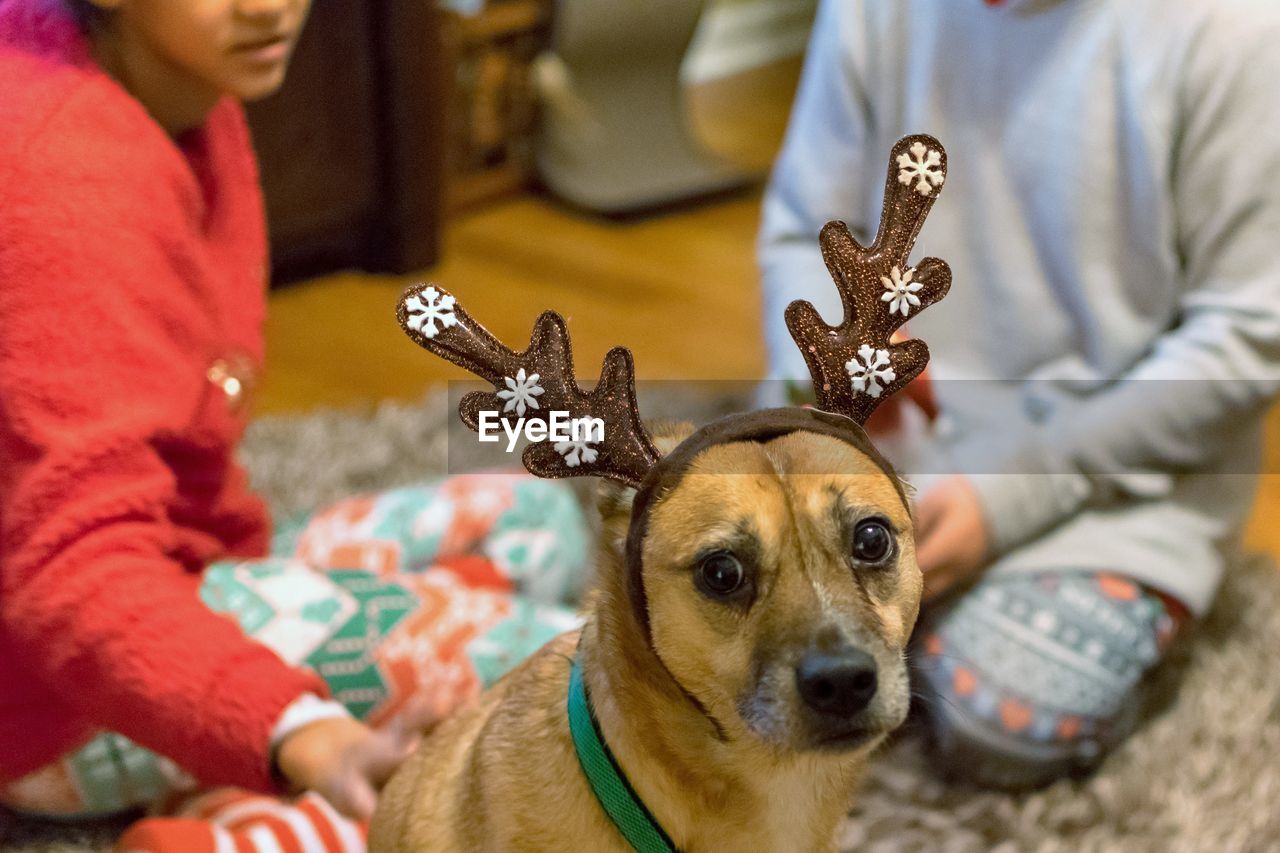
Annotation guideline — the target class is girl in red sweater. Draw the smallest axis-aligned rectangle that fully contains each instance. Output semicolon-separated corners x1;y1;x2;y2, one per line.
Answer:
0;1;588;850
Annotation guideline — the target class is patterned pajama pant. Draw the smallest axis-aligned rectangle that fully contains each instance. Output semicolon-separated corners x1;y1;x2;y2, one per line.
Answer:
913;570;1188;790
4;474;1192;813
1;473;590;817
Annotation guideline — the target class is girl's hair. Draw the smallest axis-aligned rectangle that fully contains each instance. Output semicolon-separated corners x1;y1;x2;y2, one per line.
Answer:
64;0;107;30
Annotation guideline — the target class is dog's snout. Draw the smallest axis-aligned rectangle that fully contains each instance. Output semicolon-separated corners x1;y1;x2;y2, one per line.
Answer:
795;648;878;716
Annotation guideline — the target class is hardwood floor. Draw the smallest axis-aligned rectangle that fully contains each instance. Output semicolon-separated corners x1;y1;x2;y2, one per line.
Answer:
257;59;806;415
259;189;768;412
257;57;1278;558
1248;466;1280;556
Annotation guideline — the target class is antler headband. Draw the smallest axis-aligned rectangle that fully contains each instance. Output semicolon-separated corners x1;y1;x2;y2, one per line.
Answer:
395;287;660;488
787;135;951;421
397;134;951;492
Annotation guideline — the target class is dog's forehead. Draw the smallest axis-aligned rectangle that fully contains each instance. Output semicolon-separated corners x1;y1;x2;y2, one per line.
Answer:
632;409;905;506
768;432;911;523
646;454;790;548
668;434;907;527
762;430;895;480
628;411;907;542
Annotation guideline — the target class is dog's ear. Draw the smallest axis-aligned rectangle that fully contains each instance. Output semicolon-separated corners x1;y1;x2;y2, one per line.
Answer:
596;420;694;558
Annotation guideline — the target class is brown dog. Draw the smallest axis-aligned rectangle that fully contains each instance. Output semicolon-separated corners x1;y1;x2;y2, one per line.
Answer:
372;135;951;852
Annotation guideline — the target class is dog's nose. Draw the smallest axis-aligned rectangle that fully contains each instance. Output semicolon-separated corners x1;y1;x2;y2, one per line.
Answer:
796;648;878;716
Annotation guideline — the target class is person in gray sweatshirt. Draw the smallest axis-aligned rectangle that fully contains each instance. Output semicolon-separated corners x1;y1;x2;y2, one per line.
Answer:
759;0;1280;788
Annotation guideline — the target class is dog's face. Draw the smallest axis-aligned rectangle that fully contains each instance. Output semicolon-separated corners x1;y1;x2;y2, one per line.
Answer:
631;429;921;754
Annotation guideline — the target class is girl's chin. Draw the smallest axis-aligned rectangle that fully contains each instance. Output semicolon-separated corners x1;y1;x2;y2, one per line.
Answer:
225;65;291;102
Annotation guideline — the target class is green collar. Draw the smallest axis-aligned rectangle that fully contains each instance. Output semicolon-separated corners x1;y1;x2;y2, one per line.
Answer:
568;656;679;853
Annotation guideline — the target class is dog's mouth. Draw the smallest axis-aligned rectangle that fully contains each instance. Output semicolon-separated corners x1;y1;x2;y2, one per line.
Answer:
808;723;882;753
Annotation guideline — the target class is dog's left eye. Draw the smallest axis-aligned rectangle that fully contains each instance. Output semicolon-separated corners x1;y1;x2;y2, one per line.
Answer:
852;518;895;564
696;551;745;598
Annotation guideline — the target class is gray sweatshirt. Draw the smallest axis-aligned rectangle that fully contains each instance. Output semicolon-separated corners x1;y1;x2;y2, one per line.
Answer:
759;0;1280;614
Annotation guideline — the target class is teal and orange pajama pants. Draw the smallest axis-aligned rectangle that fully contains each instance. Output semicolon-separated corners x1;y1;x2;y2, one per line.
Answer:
3;473;1191;823
2;473;589;818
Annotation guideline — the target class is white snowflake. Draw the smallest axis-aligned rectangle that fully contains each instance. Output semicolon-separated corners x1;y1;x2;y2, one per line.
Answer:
881;265;923;317
554;435;599;468
404;285;459;339
845;344;896;398
496;368;544;416
896;142;945;197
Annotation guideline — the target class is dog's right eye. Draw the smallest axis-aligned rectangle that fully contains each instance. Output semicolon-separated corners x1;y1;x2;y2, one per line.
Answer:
696;551;746;598
851;518;895;565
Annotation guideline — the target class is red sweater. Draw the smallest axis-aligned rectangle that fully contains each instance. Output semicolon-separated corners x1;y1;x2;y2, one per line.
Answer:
0;0;324;791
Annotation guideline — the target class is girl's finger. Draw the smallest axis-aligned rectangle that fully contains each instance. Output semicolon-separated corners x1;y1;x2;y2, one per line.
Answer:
347;779;378;822
327;775;378;822
395;695;448;737
364;729;419;789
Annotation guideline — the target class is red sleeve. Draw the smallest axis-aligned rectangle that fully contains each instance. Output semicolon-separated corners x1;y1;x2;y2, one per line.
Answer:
0;94;324;792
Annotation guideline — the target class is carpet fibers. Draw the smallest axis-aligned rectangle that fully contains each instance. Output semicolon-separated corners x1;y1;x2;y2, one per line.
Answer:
4;393;1278;852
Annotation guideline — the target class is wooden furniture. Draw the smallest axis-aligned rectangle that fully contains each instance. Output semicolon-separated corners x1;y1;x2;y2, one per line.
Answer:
246;0;451;282
443;0;552;212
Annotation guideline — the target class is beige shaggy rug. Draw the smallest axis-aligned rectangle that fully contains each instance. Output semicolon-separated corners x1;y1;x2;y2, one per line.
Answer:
4;391;1279;852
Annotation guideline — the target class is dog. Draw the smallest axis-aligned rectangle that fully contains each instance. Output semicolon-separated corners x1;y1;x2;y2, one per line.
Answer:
371;135;951;852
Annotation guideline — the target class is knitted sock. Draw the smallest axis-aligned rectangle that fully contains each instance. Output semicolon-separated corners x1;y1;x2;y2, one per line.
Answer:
115;789;365;853
918;571;1188;747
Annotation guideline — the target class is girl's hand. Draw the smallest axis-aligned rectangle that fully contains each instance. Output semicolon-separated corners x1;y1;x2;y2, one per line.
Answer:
915;476;991;600
274;714;421;820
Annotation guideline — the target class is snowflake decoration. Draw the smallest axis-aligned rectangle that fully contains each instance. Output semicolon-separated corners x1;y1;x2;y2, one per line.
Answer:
896;142;944;197
553;417;600;467
554;435;599;468
845;344;896;398
404;285;459;339
497;368;544;416
881;265;923;317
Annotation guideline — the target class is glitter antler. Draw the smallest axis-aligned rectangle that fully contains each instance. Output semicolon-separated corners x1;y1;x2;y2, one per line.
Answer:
785;134;952;424
397;283;661;488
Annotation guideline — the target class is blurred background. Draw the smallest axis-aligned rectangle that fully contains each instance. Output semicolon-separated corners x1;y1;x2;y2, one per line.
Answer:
245;0;1278;555
250;0;808;410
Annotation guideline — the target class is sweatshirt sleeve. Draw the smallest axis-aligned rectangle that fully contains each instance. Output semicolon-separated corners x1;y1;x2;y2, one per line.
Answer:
965;13;1280;554
759;0;875;383
0;106;324;792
